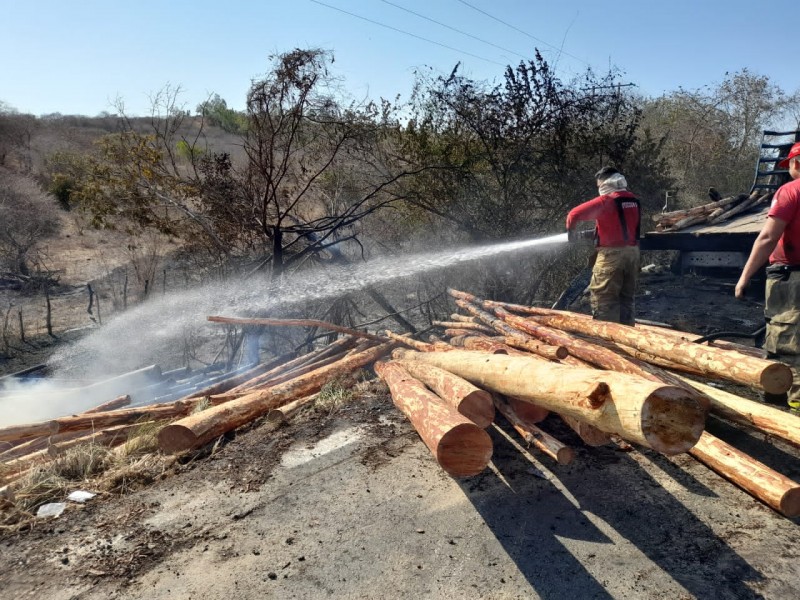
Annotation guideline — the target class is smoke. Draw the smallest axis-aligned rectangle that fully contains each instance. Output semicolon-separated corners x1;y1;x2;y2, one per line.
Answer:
0;233;567;426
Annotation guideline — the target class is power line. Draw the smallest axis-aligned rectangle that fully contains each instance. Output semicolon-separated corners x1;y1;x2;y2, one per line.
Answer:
380;0;529;61
310;0;505;66
453;0;590;66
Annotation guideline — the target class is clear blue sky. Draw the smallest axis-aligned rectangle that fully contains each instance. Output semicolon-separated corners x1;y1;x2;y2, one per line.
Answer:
2;0;797;117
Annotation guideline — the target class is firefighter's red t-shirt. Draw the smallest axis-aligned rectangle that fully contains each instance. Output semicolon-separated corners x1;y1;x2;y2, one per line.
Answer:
566;190;640;247
768;178;800;265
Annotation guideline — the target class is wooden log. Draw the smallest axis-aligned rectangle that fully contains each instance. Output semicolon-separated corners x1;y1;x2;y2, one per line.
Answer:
185;350;299;398
560;414;612;447
450;299;569;361
433;321;496;335
395;359;495;428
667;213;713;231
374;361;492;477
444;328;488;340
677;376;800;448
494;395;574;464
653;193;746;224
224;337;358;394
491;306;652;376
450;314;477;323
494;335;569;360
266;393;320;423
384;330;452;352
157;342;395;454
460;336;517;355
0;424;142;483
83;395;131;413
0;402;198;444
636;324;766;359
394;349;705;455
506;396;550;424
689;431;800;518
207;315;389;343
528;312;791;394
708;192;771;225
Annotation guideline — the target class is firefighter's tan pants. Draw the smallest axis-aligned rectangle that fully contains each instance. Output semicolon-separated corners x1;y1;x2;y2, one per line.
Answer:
765;272;800;407
588;246;640;326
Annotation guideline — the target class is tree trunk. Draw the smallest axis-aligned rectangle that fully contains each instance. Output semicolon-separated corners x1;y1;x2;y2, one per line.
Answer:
395;358;495;428
374;361;492;477
393;349;705;455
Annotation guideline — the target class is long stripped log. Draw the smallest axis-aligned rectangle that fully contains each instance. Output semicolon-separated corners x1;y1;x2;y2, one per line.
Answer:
690;431;800;517
374;361;492;477
394;349;705;455
494;395;574;464
451;300;568;361
527;312;791;394
384;330;452;352
394;358;495;428
678;376;800;448
158;343;394;454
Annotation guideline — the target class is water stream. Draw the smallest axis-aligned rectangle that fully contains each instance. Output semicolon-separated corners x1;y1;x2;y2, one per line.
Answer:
1;232;568;424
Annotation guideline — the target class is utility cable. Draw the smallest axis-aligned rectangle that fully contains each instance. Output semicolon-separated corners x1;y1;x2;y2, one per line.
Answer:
380;0;528;60
310;0;505;66
453;0;590;66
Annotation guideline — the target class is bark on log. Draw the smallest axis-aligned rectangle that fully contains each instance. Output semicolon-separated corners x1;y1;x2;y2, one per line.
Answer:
528;313;791;394
394;349;705;454
374;361;492;477
689;431;800;517
158;343;395;454
395;359;495;428
494;395;574;464
678;376;800;448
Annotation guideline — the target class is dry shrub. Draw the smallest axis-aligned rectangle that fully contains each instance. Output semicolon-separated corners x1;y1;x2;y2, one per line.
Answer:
316;378;354;415
114;421;161;460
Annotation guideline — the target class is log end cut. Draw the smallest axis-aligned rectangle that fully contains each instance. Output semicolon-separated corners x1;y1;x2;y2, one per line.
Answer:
157;424;199;454
436;423;493;477
460;390;496;429
640;387;706;455
780;487;800;518
508;397;549;424
761;362;794;395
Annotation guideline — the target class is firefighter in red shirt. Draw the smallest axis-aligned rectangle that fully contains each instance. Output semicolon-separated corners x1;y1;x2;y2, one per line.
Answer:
736;141;800;410
566;167;641;325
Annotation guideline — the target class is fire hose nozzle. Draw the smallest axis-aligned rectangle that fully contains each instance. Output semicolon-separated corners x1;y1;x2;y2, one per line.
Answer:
567;228;595;243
